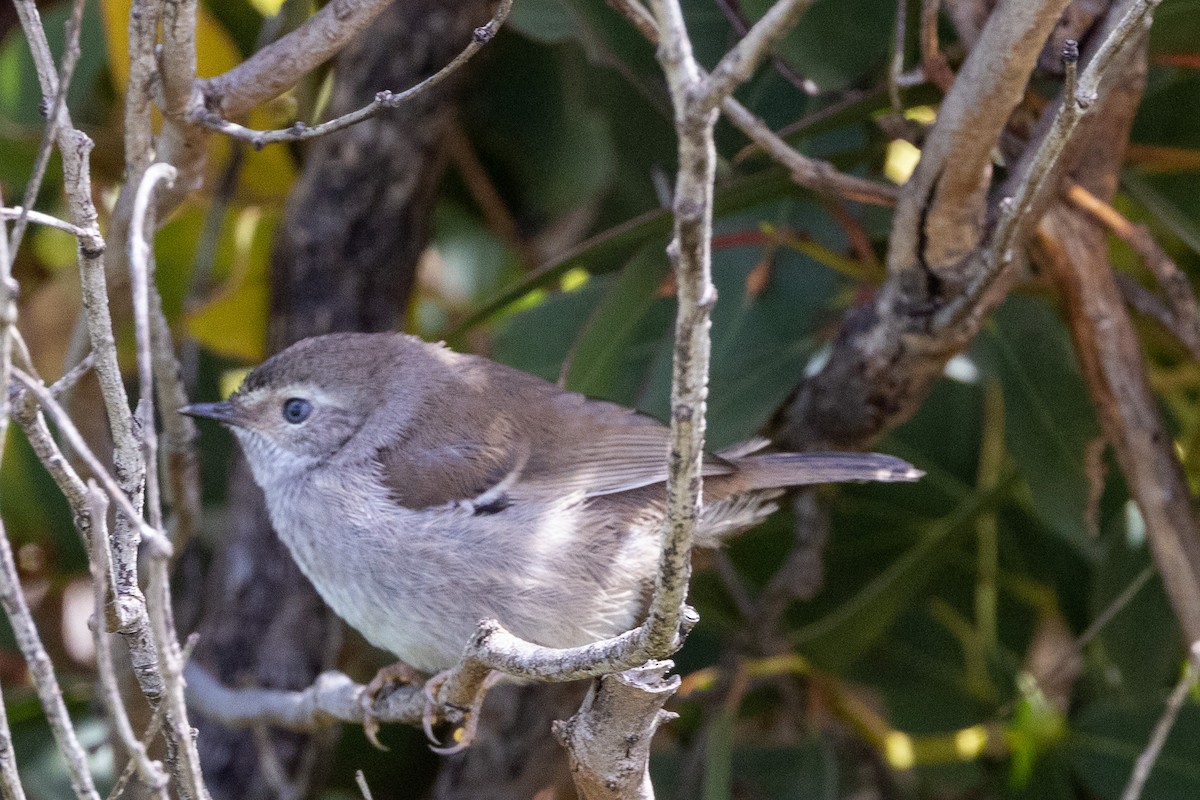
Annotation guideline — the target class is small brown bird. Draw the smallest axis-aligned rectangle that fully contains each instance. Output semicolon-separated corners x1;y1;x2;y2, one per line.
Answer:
183;332;920;680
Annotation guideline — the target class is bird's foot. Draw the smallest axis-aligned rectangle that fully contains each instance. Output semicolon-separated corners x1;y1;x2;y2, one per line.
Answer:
422;669;502;755
360;660;425;751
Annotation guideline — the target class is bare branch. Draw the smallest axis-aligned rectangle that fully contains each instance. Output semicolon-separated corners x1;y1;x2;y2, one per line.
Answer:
130;164;177;532
127;165;211;800
937;1;1160;330
552;663;679;800
159;0;198;121
604;0;659;41
920;0;955;91
1;207;94;238
11;0;150;630
1039;198;1200;644
0;188;29;800
108;636;198;800
605;0;898;207
194;0;512;148
5;0;85;261
777;0;1155;453
185;665;426;731
892;0;1071;287
713;0;817;95
86;485;169;796
703;0;815;109
720;100;899;207
1068;182;1200;358
198;0;404;118
0;490;98;800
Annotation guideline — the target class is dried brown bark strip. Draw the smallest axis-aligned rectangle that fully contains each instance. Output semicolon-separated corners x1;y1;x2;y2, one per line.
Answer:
1039;206;1200;644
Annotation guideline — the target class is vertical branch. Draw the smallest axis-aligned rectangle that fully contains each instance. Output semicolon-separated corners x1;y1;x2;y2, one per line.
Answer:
130;165;175;531
0;516;98;800
5;0;84;260
129;165;212;800
552;663;679;800
11;0;145;602
86;485;168;796
0;348;99;800
642;0;716;656
0;188;29;800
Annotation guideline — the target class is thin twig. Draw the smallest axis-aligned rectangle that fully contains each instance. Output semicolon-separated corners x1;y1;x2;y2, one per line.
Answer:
0;520;99;799
1119;642;1200;800
703;0;815;109
1068;182;1200;357
86;484;169;796
605;0;897;207
193;0;512;149
713;0;817;95
199;0;428;117
720;99;899;207
10;369;170;556
1;207;93;238
107;635;199;800
0;188;30;800
13;0;146;617
6;0;86;261
130;164;176;532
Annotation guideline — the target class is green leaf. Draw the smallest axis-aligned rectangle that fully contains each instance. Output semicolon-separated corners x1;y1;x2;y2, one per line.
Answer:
508;0;577;43
0;0;108;130
740;0;894;90
794;473;1013;670
974;296;1103;559
564;245;672;401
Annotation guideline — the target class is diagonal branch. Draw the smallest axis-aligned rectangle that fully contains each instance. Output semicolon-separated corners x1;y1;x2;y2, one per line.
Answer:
776;0;1156;452
703;0;815;109
192;0;512;148
198;0;401;117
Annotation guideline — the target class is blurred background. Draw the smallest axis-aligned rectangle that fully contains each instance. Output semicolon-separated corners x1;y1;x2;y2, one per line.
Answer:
3;0;1200;797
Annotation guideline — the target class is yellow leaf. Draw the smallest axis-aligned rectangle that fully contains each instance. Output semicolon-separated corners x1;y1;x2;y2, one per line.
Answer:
246;0;288;16
184;207;273;362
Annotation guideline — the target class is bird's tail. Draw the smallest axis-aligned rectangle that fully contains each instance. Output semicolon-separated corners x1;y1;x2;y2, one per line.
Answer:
694;450;922;545
729;451;924;491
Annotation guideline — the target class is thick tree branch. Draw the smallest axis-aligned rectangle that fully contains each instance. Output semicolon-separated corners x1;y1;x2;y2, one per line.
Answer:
553;663;679;800
777;0;1156;452
890;0;1070;288
193;0;512;148
198;0;398;117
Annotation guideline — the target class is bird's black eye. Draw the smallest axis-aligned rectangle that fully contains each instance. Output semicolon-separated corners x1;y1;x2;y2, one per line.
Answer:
282;398;312;424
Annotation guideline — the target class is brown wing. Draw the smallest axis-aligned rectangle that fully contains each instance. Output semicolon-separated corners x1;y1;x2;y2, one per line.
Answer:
373;357;733;510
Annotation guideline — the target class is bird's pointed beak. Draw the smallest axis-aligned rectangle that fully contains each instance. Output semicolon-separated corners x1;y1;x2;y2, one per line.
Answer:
180;400;242;427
